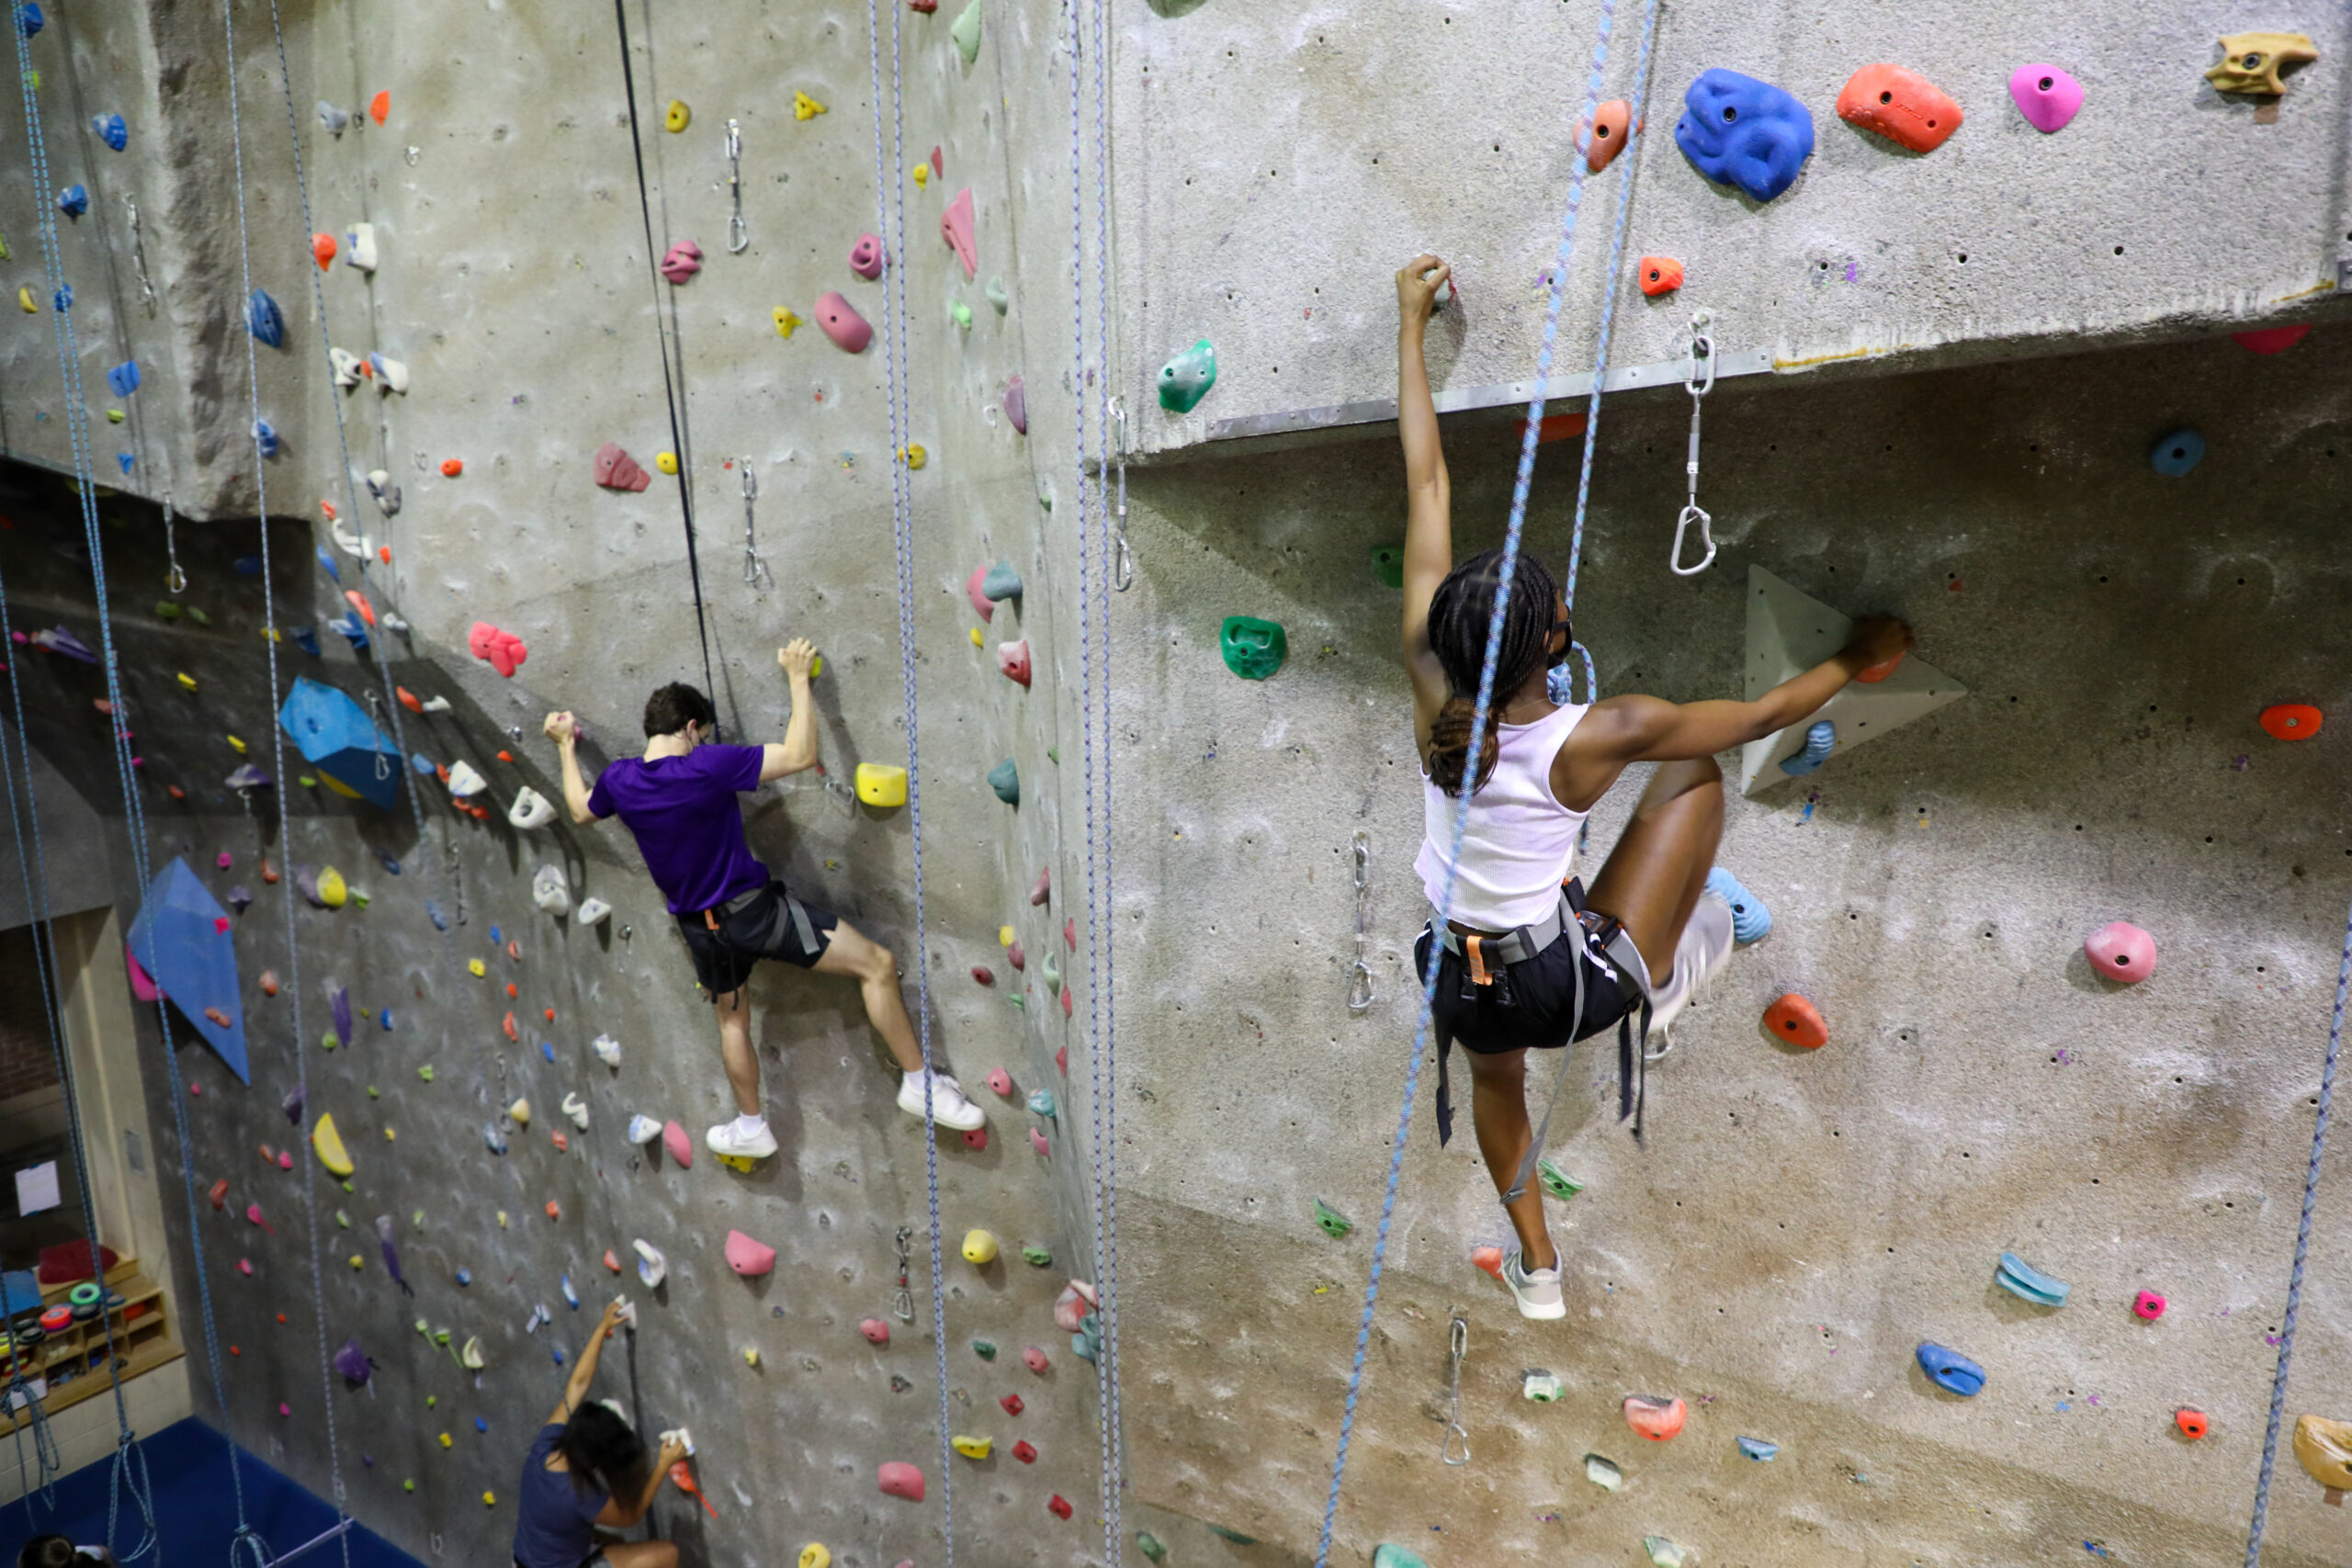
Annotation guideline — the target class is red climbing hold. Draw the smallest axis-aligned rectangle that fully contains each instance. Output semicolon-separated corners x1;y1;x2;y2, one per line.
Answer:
1587;99;1633;172
1008;942;1025;972
1056;1044;1068;1076
910;0;937;9
1855;649;1906;683
1623;1393;1687;1442
1060;987;1072;1019
1046;1491;1069;1517
502;1011;518;1041
1000;1393;1023;1416
1636;256;1683;296
2177;1408;2208;1440
209;1179;230;1211
2233;324;2312;355
1836;63;1963;153
877;1462;924;1502
1763;994;1828;1049
996;639;1032;688
1014;1440;1039;1463
368;90;389;126
345;591;376;626
1472;1246;1506;1283
468;623;529;678
2085;921;2155;984
396;687;423;714
204;1007;231;1028
594;443;653;492
940;188;977;280
971;965;996;986
1063;919;1076;952
2260;703;2322;741
439;458;463;478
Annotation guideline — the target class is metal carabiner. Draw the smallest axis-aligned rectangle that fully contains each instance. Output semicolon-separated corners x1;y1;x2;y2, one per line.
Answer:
162;492;186;595
1671;310;1719;577
1109;397;1134;592
1441;1313;1471;1465
892;1225;916;1323
724;119;749;255
1346;829;1374;1013
1670;502;1716;577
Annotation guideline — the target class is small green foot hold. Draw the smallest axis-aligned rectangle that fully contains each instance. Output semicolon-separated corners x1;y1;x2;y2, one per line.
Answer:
1021;1245;1053;1267
971;1338;997;1359
1370;545;1405;589
1536;1158;1584;1200
1135;1531;1166;1564
1046;746;1059;764
988;758;1019;806
1157;338;1216;412
949;0;981;62
1313;1198;1352;1238
1220;616;1286;680
1371;1548;1428;1568
986;276;1009;313
950;299;973;329
1206;1526;1257;1547
1041;953;1062;996
1027;1089;1057;1119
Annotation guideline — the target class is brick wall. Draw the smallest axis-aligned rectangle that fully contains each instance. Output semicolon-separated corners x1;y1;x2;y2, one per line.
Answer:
0;927;63;1102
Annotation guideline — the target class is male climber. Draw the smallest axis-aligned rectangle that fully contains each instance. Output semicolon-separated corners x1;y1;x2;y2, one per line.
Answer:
545;639;984;1161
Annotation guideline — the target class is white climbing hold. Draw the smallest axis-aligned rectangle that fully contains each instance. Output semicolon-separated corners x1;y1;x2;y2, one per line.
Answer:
626;1114;662;1145
561;1092;590;1131
420;695;451;714
633;1240;666;1289
592;1033;622;1068
330;516;374;558
366;469;401;516
1584;1453;1623;1491
330;347;363;389
508;786;556;829
446;760;487;796
577;897;612;926
532;865;570;916
368;353;409;394
345;222;378;272
458;1335;485;1370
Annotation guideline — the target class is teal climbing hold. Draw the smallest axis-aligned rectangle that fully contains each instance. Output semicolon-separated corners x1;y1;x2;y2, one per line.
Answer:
1312;1198;1352;1238
988;758;1019;806
1705;866;1771;942
1995;1251;2070;1307
949;0;980;62
1370;545;1405;590
971;1338;997;1359
1779;718;1834;776
1219;616;1286;681
2149;428;2204;478
985;277;1009;314
981;561;1022;602
1026;1089;1057;1119
1157;338;1217;412
1136;1533;1167;1565
1372;1548;1430;1568
1206;1527;1259;1546
1736;1436;1780;1461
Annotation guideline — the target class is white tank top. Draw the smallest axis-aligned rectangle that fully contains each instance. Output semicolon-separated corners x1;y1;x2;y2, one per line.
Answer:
1415;702;1590;931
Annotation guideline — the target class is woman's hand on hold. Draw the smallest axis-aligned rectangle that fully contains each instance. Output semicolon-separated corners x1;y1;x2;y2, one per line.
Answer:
656;1437;689;1474
1840;615;1913;672
1396;255;1450;331
778;637;818;680
595;1297;628;1337
543;710;578;745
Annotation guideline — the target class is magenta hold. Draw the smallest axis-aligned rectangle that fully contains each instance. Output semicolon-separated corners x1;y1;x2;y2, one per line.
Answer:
2085;921;2155;984
2133;1290;2166;1321
850;233;885;280
815;291;873;354
2007;64;2083;133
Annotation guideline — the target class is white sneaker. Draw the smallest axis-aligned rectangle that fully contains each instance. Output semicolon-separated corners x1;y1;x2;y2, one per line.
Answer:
1644;889;1736;1058
1500;1247;1567;1321
706;1118;777;1160
899;1070;986;1132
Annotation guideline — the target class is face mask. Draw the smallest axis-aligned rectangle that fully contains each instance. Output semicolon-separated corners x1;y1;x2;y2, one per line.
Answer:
1544;618;1572;671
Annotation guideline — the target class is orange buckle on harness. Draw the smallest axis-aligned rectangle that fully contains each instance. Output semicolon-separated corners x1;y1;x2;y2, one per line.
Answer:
1465;933;1492;987
703;908;720;931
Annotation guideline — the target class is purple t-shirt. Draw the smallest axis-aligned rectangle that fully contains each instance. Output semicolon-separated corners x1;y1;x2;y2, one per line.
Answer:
513;1423;608;1568
587;745;769;915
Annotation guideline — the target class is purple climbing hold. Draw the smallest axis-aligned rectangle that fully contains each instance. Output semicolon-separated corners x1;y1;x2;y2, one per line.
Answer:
281;1086;304;1125
374;1215;413;1297
2007;64;2083;133
1003;375;1027;435
333;1337;372;1384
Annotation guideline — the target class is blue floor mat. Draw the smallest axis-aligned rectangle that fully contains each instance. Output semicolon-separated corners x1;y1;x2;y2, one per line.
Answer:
0;1417;423;1567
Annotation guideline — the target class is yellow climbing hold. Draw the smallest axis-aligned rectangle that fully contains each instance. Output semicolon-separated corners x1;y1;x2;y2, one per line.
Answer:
774;307;801;338
227;735;248;754
743;1347;760;1367
16;287;33;313
176;672;198;691
498;1211;509;1229
439;1433;452;1450
961;1229;998;1265
951;1435;992;1460
383;1128;396;1141
912;164;930;189
311;1113;354;1178
854;763;909;808
657;452;680;476
999;925;1015;946
794;91;826;120
349;1255;363;1269
663;99;690;133
969;626;984;648
901;445;927;469
482;1492;496;1507
469;959;486;977
316;866;348;908
798;1548;831;1568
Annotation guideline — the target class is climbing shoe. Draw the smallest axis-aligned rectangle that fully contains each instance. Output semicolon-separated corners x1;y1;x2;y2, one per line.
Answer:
1644;888;1736;1059
1500;1247;1566;1321
706;1117;778;1161
900;1070;987;1132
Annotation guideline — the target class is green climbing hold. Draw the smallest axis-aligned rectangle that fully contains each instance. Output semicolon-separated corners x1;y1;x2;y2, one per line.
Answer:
1536;1159;1584;1201
417;1065;434;1082
1009;992;1025;1010
950;299;973;329
1021;1245;1052;1268
1046;746;1059;764
1136;1532;1167;1565
988;758;1019;806
986;276;1009;314
1206;1527;1257;1547
1371;1548;1425;1568
971;1338;998;1360
1041;952;1061;997
154;600;183;621
1219;616;1287;681
1313;1198;1352;1238
949;0;981;62
1370;545;1405;590
321;1030;338;1052
187;606;210;626
1157;338;1216;412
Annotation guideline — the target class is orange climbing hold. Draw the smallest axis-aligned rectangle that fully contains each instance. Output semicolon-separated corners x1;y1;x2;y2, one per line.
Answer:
1636;256;1682;297
1587;99;1633;171
259;970;278;996
2261;704;2322;741
1472;1245;1506;1283
344;591;375;626
397;687;423;714
503;1011;518;1041
2177;1408;2209;1439
311;232;337;270
368;90;390;126
544;1201;560;1219
1623;1393;1687;1441
1837;64;1963;153
439;458;463;478
604;1249;622;1272
1764;993;1828;1049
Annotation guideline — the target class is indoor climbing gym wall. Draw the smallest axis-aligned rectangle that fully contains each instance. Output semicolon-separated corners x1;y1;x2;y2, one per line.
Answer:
0;3;2346;1568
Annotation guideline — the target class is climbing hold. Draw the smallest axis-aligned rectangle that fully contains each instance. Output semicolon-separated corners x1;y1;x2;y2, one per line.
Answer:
1021;1246;1051;1269
660;241;703;284
1020;1346;1050;1373
1136;1533;1166;1565
2234;324;2313;355
1219;616;1287;681
532;865;571;917
1371;1549;1427;1568
1836;64;1963;153
1644;1539;1689;1568
467;622;529;677
1157;339;1217;412
368;89;389;125
1535;1159;1584;1201
95;112;130;153
663;99;689;133
56;185;87;218
850;234;885;279
986;277;1009;315
1008;941;1025;971
988;759;1020;806
948;299;971;329
1917;1342;1985;1396
949;0;981;64
996;639;1033;688
560;1092;591;1131
311;1114;354;1178
1778;719;1836;776
2295;1415;2352;1498
347;224;379;273
2007;65;2084;133
2150;429;2203;477
941;187;977;280
1521;1370;1566;1402
972;1339;999;1360
815;291;872;353
1583;1453;1623;1491
1029;867;1052;909
859;1318;892;1347
579;899;615;930
1002;376;1027;434
1704;867;1770;942
2205;33;2316;96
2261;703;2323;741
2133;1290;2166;1321
1047;1495;1072;1520
1312;1198;1352;1238
2177;1408;2208;1439
2084;921;2155;984
247;289;286;348
970;965;996;987
509;788;556;829
878;1462;924;1502
952;1436;992;1461
982;562;1023;603
773;307;801;338
1996;1252;2071;1307
107;361;141;399
1637;256;1682;296
854;763;908;808
1737;1436;1780;1461
662;1120;694;1167
15;287;31;313
962;1229;999;1265
311;231;337;270
1763;994;1827;1048
1623;1393;1687;1441
725;1230;776;1277
1676;69;1815;202
899;444;927;470
793;92;827;120
1027;1089;1057;1119
634;1239;667;1289
483;1124;508;1156
593;443;653;492
1587;99;1633;171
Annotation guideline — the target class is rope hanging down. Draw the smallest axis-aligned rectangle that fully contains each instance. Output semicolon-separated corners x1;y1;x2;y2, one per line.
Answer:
1311;0;1641;1559
865;1;957;1558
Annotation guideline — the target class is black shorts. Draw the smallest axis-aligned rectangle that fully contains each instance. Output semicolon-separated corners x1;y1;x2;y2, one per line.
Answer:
676;880;838;998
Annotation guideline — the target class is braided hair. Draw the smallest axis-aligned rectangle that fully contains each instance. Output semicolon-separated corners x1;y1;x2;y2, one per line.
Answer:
1425;547;1561;795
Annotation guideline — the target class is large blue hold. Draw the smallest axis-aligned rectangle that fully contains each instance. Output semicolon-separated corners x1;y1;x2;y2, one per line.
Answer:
1675;69;1815;203
107;360;139;398
15;3;40;37
277;676;401;809
92;112;127;152
55;184;86;218
1916;1341;1985;1397
246;288;285;348
124;858;249;1083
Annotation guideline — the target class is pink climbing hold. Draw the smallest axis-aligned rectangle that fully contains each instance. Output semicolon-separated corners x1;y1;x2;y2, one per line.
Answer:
1030;867;1050;907
2133;1290;2166;1321
1003;375;1027;435
966;563;995;621
1063;919;1076;953
468;623;529;679
593;442;652;492
246;1203;275;1233
659;240;703;284
2007;63;2084;133
662;1119;695;1168
2086;921;2155;984
724;1230;776;1277
1059;987;1072;1019
940;187;977;280
1022;1346;1048;1373
929;146;944;179
2233;324;2312;355
1030;1129;1048;1156
997;639;1032;688
849;233;885;280
1056;1044;1068;1076
971;964;996;986
237;1258;253;1275
962;1125;988;1150
859;1318;891;1346
987;1068;1013;1096
126;951;159;1002
277;1151;293;1170
279;1403;291;1418
815;291;873;354
1007;941;1025;972
877;1461;925;1502
217;850;233;870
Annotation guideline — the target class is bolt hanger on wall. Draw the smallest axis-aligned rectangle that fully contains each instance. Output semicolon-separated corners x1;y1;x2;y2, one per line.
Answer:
1671;309;1717;577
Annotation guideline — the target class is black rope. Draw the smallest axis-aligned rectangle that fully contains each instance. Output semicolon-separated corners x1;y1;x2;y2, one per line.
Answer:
611;0;718;705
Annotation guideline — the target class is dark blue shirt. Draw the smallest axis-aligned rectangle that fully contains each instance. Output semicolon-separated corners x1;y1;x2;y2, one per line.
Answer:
587;744;769;915
512;1423;607;1568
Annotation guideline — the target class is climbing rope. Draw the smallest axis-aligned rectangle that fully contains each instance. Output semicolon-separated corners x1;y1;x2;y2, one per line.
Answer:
2243;886;2352;1564
1312;4;1628;1560
865;2;956;1557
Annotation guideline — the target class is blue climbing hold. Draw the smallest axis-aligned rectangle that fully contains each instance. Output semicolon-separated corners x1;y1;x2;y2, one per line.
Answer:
1779;719;1835;776
289;626;322;658
233;556;264;576
1705;867;1771;943
117;454;133;476
51;285;70;312
375;850;401;874
426;901;448;931
1674;69;1815;203
455;1269;472;1287
316;545;339;580
491;926;503;945
1026;1089;1057;1119
2149;429;2203;478
55;185;85;218
539;1041;556;1064
254;420;280;458
1995;1251;2070;1307
106;361;139;398
246;288;285;348
1736;1436;1779;1461
15;3;41;36
326;613;368;651
484;1123;507;1156
379;1009;393;1029
988;758;1020;807
1916;1342;1985;1397
474;1417;488;1434
412;754;436;776
92;112;126;152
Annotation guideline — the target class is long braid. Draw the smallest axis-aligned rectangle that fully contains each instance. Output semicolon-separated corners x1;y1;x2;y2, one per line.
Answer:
1428;548;1561;793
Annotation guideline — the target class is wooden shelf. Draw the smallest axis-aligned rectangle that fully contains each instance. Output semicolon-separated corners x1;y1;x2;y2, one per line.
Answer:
0;1263;182;1432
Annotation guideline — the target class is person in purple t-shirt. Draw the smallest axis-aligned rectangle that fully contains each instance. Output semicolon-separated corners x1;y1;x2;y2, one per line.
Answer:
544;639;984;1162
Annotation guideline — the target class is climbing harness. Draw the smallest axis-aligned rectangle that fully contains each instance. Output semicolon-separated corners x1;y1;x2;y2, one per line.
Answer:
162;491;184;594
1347;830;1375;1013
1440;1314;1470;1466
1669;309;1718;578
724;118;749;254
740;459;769;586
2243;887;2352;1565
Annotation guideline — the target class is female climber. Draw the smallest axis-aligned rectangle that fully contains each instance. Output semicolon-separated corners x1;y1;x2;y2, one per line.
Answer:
1394;254;1911;1320
545;637;985;1163
514;1298;684;1568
